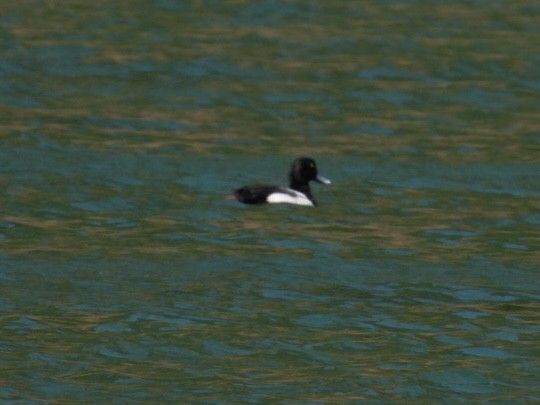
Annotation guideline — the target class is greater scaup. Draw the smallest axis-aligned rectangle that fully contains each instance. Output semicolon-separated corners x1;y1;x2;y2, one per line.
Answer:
231;157;331;206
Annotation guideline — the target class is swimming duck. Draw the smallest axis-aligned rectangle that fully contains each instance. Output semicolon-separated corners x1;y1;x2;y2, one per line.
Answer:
232;157;330;206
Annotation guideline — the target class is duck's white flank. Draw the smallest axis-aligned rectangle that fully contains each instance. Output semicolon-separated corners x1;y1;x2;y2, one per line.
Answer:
266;189;314;206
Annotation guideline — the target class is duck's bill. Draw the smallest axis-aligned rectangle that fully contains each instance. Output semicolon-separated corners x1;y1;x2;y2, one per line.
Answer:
316;175;331;185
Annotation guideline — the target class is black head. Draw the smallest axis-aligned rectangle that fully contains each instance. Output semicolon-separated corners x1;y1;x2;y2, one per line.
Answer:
288;157;331;191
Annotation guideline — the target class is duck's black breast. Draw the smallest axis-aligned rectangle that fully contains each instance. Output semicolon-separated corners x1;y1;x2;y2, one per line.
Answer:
233;185;280;205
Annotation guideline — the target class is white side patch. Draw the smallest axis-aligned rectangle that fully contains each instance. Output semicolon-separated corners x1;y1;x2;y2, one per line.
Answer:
266;189;314;206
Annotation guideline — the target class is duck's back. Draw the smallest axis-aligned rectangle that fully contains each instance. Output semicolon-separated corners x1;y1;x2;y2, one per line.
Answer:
233;185;280;204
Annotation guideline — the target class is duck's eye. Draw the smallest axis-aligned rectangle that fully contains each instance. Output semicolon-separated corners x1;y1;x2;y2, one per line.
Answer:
310;163;314;168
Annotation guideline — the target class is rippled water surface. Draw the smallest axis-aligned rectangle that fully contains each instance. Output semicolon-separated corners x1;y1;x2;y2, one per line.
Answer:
1;0;539;403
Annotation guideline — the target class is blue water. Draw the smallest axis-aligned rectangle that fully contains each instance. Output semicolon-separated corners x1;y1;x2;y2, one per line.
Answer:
1;0;539;403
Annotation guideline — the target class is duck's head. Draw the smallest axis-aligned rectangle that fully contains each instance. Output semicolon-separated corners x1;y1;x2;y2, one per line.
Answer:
288;157;331;190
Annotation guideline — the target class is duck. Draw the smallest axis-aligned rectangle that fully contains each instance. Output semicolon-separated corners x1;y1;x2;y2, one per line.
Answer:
231;157;331;206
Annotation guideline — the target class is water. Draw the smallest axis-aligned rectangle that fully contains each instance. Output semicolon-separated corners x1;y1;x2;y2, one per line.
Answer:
1;0;539;403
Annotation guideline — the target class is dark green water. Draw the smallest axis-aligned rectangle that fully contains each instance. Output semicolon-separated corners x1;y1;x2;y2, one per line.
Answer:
1;1;539;403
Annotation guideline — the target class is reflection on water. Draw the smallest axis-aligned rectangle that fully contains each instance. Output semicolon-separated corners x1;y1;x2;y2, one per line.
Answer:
2;268;539;402
1;0;539;402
